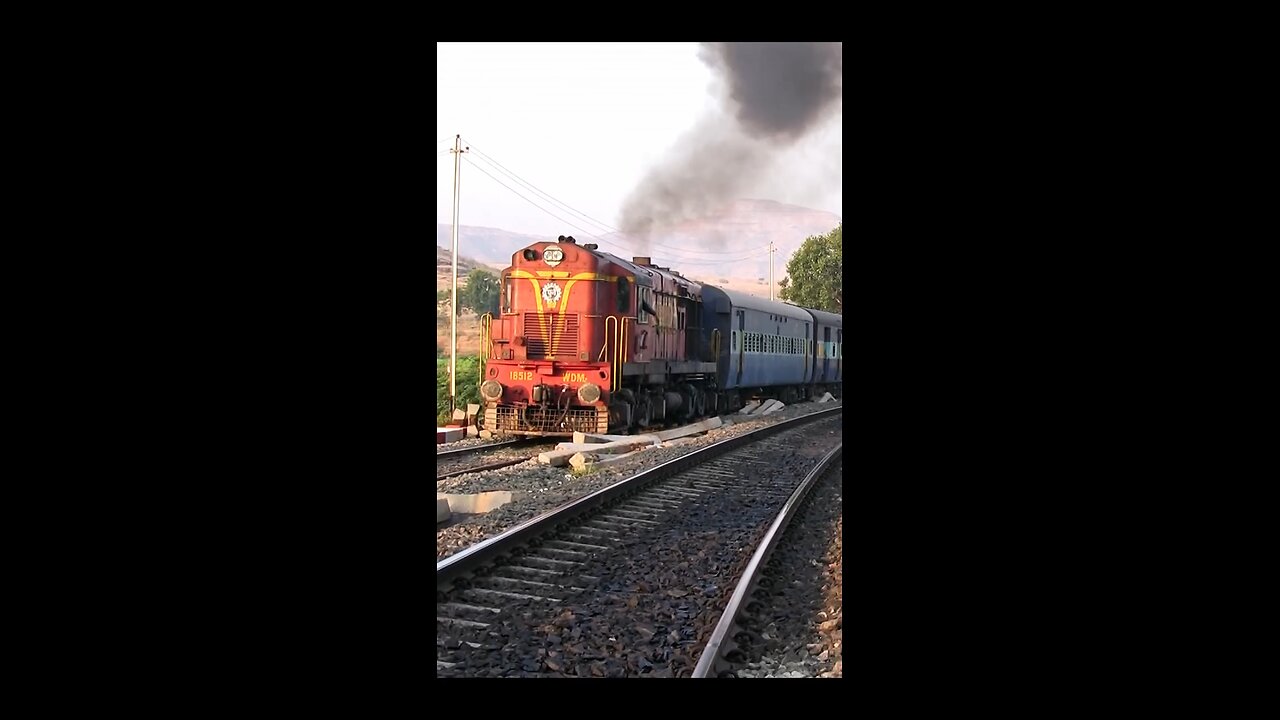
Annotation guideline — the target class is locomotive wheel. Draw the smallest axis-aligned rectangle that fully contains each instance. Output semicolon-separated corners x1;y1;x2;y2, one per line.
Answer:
612;389;637;432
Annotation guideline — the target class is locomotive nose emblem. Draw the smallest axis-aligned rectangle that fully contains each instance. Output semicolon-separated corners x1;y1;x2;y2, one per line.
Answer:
541;281;562;306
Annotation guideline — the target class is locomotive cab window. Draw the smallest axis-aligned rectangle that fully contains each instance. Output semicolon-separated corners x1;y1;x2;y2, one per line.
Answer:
637;287;649;324
502;275;513;314
618;278;630;312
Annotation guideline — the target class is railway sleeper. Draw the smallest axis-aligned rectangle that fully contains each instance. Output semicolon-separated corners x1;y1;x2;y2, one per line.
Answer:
475;575;577;598
478;577;588;597
437;616;490;631
609;507;661;521
560;530;616;544
627;496;682;509
542;539;609;552
515;555;585;572
597;513;660;526
491;564;595;587
463;587;562;604
647;488;703;500
532;546;594;562
439;601;504;620
568;523;620;535
583;519;637;532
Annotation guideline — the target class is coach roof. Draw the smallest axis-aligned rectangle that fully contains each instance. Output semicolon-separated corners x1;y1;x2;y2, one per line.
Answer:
707;286;813;322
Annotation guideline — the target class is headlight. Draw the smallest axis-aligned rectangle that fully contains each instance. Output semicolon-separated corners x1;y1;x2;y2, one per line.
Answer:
577;382;601;404
481;380;503;400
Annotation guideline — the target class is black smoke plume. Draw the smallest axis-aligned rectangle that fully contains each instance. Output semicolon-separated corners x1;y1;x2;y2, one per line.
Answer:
618;42;842;243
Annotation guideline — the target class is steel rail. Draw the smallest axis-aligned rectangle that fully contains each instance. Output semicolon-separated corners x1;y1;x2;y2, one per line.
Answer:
691;442;843;678
435;436;546;459
436;457;529;481
436;406;843;589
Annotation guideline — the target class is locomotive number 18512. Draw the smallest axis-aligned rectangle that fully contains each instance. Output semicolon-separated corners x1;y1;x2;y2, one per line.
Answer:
507;370;591;382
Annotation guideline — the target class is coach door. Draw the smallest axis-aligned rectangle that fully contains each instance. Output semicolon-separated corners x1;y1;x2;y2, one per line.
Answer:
821;326;831;382
804;322;812;383
736;310;745;385
835;328;842;382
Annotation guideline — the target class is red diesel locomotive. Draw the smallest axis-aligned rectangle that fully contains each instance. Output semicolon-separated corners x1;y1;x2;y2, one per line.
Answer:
478;236;718;436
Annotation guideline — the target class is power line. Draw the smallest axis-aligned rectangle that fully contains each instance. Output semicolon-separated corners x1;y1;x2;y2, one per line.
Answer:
462;155;760;265
461;136;764;259
463;139;618;235
455;155;772;269
461;156;606;241
642;253;770;267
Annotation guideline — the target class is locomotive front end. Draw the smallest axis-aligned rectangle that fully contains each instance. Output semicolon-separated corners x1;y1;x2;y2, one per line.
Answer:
480;236;616;436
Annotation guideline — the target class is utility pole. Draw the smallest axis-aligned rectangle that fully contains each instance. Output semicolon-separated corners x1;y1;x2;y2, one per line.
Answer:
768;241;777;301
449;135;469;413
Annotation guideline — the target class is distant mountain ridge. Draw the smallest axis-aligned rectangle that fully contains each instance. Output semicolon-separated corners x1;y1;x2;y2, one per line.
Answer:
435;225;548;270
435;244;503;275
436;199;840;287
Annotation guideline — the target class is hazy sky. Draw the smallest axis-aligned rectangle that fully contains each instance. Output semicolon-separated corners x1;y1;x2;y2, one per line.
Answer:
436;42;841;240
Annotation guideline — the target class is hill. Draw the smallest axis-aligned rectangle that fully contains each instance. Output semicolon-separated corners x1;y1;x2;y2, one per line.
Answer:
436;244;506;275
436;199;841;293
436;226;546;270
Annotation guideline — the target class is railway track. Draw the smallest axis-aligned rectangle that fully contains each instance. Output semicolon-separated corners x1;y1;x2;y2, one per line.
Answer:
435;412;752;481
436;406;842;677
436;437;553;480
693;454;842;678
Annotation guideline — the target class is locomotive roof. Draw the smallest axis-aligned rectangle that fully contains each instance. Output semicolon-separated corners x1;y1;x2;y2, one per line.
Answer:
597;252;703;292
596;252;651;278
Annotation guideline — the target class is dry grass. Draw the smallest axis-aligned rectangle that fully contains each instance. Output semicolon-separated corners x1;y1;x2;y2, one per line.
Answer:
437;267;492;356
437;306;484;356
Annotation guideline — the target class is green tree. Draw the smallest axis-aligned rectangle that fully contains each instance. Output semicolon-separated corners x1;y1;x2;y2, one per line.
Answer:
461;269;500;317
778;224;842;313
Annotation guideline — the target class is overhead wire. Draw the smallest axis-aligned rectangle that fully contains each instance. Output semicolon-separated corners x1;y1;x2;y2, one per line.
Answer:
460;136;772;261
461;156;606;242
464;140;617;235
458;153;768;265
459;154;765;268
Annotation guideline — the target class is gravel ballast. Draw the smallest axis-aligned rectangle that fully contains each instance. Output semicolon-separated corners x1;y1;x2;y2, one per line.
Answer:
437;400;842;560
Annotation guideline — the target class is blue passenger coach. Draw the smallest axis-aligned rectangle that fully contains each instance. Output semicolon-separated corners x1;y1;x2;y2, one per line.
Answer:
806;308;843;392
701;286;815;404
